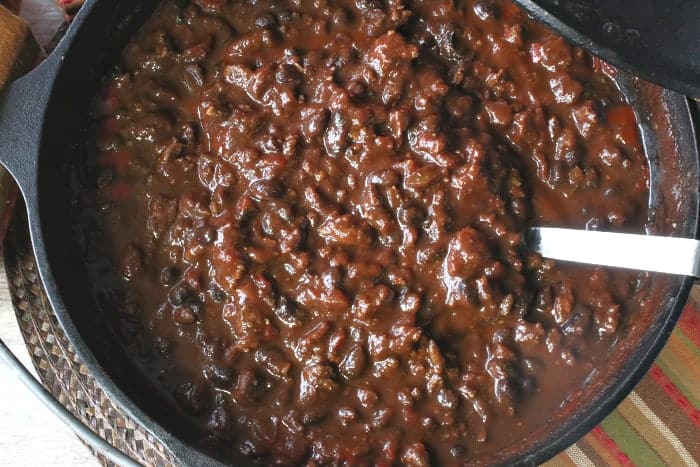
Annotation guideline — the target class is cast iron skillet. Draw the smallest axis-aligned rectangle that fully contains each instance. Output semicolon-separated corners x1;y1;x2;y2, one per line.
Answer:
0;0;698;465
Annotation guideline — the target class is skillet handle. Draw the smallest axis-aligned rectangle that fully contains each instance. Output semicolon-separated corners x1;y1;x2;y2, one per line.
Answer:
0;75;45;202
0;338;140;467
0;0;93;200
0;5;45;204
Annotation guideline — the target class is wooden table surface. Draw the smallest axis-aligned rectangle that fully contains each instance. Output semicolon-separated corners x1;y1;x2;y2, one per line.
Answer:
0;3;100;465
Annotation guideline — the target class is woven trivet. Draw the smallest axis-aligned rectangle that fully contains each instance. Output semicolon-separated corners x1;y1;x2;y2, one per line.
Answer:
2;204;178;467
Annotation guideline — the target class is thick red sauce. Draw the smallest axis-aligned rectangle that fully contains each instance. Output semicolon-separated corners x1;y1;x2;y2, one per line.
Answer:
80;0;650;464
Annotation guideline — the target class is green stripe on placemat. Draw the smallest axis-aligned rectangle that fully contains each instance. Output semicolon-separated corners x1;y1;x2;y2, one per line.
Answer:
656;346;700;410
674;328;700;361
599;412;665;466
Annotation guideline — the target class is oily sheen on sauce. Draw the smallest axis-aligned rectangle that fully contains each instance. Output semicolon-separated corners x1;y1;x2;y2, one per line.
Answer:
78;0;651;464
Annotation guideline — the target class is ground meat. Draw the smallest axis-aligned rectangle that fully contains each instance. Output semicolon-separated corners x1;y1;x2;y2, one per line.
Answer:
83;0;649;465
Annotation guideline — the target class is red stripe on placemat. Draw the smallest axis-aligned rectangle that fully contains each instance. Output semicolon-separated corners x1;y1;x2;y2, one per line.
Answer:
678;303;700;349
590;426;636;467
649;364;700;428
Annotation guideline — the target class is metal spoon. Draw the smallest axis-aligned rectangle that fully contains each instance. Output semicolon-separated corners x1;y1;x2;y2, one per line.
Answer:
528;227;700;277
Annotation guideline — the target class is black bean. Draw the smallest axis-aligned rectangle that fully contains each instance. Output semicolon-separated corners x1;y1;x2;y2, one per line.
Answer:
276;10;299;23
204;364;234;385
420;416;435;429
178;123;195;143
188;299;204;317
275;63;302;85
339;345;367;380
491;328;510;344
450;445;466;458
207;406;232;433
473;0;497;20
254;13;276;29
330;7;349;25
275;296;301;327
170;283;192;306
371;408;392;429
301;412;325;426
209;286;227;303
584;167;599;188
561;309;591;337
160;266;180;286
603;187;617;198
521;375;537;393
521;358;540;375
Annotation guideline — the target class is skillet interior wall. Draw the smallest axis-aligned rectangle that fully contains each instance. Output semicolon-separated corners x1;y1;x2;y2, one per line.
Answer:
33;0;186;437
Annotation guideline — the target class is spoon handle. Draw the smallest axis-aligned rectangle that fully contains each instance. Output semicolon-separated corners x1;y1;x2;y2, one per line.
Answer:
529;227;700;277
